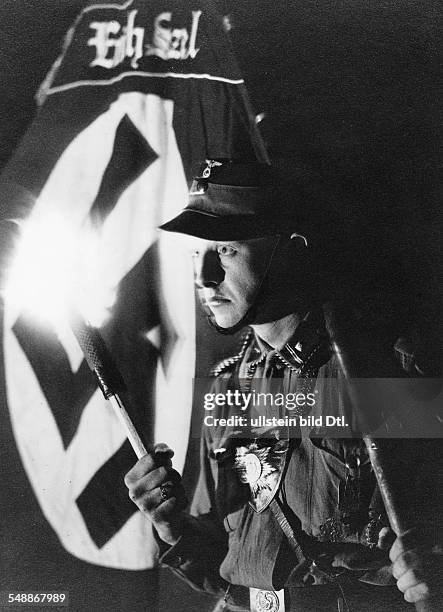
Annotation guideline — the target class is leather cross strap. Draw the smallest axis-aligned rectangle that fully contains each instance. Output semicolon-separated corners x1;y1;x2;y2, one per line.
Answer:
269;496;309;565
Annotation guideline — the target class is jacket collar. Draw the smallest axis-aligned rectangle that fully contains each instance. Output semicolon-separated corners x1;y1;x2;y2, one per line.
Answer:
250;310;330;370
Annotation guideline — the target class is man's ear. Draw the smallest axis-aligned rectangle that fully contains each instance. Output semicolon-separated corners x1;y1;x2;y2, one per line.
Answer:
290;232;308;248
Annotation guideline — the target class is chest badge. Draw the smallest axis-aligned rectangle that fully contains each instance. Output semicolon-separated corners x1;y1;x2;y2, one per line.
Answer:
235;439;290;513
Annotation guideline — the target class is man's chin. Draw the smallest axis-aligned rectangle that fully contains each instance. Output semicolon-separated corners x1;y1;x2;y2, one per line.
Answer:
210;309;245;330
211;315;238;329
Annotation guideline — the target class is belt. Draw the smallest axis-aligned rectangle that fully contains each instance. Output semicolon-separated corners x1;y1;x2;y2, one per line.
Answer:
249;588;285;612
249;583;343;612
216;580;405;612
248;582;407;612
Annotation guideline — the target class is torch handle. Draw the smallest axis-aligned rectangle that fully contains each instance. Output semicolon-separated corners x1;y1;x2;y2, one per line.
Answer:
70;313;126;397
69;313;148;459
109;394;148;459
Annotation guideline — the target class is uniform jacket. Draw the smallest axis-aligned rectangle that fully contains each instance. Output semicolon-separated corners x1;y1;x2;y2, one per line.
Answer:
160;310;441;605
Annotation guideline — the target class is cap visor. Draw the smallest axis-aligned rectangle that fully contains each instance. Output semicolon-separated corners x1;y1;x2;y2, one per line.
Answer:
159;210;278;241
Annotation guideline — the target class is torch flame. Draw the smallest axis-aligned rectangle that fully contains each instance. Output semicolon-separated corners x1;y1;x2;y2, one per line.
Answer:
4;208;117;332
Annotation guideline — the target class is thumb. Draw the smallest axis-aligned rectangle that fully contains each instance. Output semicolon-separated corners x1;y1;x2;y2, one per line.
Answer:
378;526;396;550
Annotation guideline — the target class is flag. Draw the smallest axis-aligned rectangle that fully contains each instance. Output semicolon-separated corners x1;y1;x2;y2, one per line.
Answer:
0;0;265;574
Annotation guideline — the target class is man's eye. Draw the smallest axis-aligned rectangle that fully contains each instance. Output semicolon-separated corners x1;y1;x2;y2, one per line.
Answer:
217;245;236;256
190;249;200;258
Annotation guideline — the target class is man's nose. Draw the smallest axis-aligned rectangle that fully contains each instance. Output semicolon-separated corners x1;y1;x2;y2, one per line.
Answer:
194;250;225;288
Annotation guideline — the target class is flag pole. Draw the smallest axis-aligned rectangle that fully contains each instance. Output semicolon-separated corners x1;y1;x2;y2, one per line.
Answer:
69;312;147;459
324;303;436;612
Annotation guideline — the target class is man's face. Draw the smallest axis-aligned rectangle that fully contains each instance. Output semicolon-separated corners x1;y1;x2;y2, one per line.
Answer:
184;236;279;328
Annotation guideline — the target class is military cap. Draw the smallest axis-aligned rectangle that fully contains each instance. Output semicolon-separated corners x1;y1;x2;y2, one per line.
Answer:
159;159;293;240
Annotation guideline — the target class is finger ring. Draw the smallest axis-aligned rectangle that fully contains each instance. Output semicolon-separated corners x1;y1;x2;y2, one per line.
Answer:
160;484;170;501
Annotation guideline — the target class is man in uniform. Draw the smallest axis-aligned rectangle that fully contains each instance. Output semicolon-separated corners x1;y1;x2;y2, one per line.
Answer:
125;161;441;611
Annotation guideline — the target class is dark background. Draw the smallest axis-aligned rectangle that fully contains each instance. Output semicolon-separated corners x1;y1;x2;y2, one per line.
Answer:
0;1;441;610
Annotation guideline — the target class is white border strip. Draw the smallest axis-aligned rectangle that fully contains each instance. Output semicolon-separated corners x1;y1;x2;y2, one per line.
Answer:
82;0;135;14
45;71;244;96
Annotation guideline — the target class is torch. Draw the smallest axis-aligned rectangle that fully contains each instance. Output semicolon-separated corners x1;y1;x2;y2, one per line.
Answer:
325;302;439;612
69;312;148;459
3;212;150;459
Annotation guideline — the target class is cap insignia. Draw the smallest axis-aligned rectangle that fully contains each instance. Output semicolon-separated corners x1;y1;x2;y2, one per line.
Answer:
202;159;223;179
